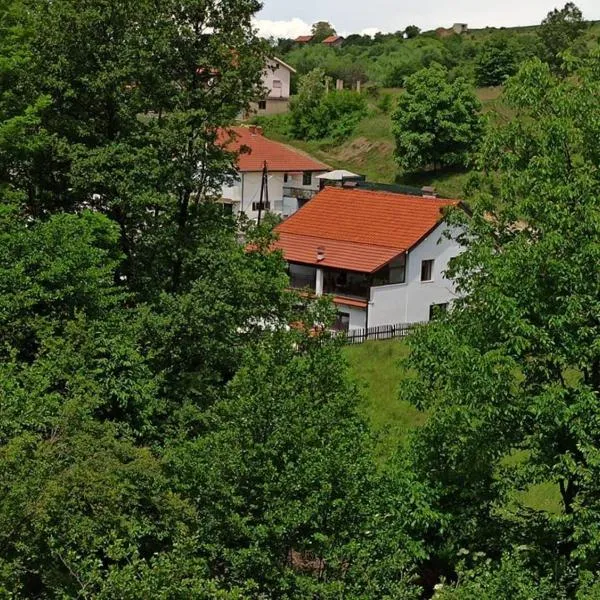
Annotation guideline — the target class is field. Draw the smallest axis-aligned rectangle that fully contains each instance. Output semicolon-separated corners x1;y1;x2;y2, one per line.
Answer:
267;86;506;199
344;338;562;513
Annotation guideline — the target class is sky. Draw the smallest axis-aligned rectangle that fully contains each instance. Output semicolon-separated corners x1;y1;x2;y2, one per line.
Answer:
254;0;600;38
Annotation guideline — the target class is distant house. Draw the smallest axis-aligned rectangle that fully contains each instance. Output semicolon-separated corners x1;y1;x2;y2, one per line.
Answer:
294;35;314;44
322;35;344;48
219;126;329;221
250;57;296;116
452;23;468;34
436;23;468;37
274;186;465;329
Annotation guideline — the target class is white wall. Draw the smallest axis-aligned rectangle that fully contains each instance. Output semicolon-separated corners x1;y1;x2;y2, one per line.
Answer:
335;303;367;330
368;223;464;326
263;60;292;99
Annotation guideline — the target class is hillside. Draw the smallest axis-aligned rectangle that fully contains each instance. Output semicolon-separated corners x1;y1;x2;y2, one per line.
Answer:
259;86;506;199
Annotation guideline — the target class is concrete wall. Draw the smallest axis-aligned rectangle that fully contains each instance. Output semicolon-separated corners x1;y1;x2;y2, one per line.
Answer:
368;223;464;326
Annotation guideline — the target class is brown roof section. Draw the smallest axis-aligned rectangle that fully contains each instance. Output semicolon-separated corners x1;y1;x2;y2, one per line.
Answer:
219;126;329;173
322;35;343;44
295;35;314;43
274;187;459;273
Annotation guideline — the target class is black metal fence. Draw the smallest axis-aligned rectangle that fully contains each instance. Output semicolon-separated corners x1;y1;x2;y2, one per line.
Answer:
341;322;423;344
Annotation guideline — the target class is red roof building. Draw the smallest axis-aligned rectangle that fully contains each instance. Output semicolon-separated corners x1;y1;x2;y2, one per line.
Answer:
322;35;344;47
274;186;464;330
275;186;458;272
294;35;314;43
219;126;329;173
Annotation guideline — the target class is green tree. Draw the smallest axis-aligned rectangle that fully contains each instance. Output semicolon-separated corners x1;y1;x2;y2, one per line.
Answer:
475;34;520;86
539;2;586;73
403;55;600;587
404;25;421;39
392;64;482;172
289;68;367;141
311;21;336;43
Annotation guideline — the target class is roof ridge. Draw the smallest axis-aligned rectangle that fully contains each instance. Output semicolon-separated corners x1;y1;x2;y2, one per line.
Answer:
322;186;458;204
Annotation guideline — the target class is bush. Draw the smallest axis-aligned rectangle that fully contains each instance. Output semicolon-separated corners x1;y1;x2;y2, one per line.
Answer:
289;69;368;141
377;92;394;114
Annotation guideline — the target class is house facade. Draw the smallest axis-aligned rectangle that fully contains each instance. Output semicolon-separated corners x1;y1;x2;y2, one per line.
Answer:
219;126;329;221
250;57;296;116
274;186;465;330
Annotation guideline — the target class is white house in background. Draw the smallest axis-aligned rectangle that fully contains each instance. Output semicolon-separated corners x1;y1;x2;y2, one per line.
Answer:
250;57;296;116
219;126;329;221
274;186;466;330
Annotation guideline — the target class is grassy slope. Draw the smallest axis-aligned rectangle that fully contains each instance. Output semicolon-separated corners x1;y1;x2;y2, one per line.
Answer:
270;87;505;199
344;339;562;513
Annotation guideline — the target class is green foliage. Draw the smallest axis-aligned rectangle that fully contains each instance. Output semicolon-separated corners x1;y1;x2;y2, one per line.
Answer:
433;553;563;599
392;64;482;172
404;25;421;39
539;2;586;73
377;92;394;114
403;55;600;590
311;21;336;43
289;69;368;141
475;34;521;86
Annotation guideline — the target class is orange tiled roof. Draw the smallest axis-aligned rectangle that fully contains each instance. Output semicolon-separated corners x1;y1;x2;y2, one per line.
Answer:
275;187;459;273
322;35;343;44
295;35;314;43
219;127;329;173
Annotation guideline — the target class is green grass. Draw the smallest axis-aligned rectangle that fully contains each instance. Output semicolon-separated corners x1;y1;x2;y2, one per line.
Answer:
343;339;425;458
268;86;508;199
345;338;563;514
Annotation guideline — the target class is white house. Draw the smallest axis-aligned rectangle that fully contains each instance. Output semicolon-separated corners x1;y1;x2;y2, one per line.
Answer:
273;185;466;330
219;126;329;221
251;57;296;116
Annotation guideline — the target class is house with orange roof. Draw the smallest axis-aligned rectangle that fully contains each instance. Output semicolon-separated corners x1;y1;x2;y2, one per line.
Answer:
294;35;314;44
274;185;465;329
322;35;344;48
219;126;329;220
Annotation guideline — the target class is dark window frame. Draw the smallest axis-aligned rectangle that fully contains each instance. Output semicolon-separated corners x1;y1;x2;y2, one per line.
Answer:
421;259;434;282
258;100;267;110
302;171;312;186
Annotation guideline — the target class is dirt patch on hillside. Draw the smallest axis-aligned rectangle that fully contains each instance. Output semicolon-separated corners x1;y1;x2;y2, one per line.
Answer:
328;137;394;167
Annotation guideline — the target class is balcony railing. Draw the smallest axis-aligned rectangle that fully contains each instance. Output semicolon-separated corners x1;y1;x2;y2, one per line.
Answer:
283;186;318;201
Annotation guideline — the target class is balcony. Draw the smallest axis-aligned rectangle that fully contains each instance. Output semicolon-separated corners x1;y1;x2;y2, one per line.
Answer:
323;270;370;300
283;186;318;201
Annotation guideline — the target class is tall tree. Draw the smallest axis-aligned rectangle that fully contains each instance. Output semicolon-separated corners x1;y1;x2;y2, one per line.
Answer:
311;21;336;43
539;2;586;73
403;55;600;590
392;64;482;172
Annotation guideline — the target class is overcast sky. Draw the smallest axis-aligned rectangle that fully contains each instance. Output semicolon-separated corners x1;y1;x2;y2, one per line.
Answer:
255;0;600;38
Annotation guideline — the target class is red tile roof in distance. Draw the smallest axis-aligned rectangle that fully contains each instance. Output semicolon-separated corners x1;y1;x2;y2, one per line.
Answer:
322;35;343;44
275;187;459;273
219;126;329;173
295;35;314;43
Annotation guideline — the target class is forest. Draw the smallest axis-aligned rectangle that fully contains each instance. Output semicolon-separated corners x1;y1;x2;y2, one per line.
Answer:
1;0;600;598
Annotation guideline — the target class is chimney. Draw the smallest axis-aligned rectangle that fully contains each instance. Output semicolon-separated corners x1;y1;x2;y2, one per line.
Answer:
316;246;326;262
255;126;263;136
249;125;257;135
421;186;437;198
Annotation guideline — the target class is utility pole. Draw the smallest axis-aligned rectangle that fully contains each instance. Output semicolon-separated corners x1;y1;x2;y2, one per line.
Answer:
257;160;268;225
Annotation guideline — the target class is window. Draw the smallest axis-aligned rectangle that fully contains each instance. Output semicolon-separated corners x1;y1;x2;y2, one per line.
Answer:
251;201;270;212
283;173;289;183
258;100;267;110
429;303;448;321
334;312;350;332
222;202;233;216
421;259;434;282
302;171;312;186
272;79;282;88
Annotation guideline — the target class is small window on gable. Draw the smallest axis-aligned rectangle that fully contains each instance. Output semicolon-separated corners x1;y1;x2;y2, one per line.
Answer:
273;79;282;88
421;259;434;282
302;171;312;186
258;100;267;110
